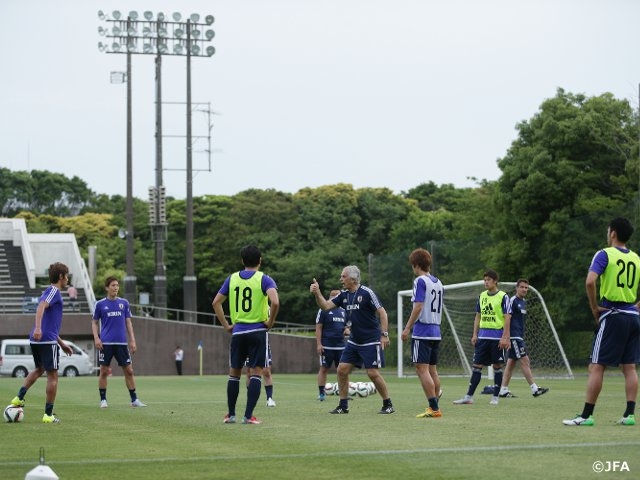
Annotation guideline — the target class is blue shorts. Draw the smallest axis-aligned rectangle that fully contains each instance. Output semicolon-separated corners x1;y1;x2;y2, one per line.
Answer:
319;348;343;368
591;311;640;365
31;343;60;372
340;342;382;369
411;339;440;365
231;330;269;370
507;339;527;361
472;339;506;366
244;343;272;368
99;344;132;367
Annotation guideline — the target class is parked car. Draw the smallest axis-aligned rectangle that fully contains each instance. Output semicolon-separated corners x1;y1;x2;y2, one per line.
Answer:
0;338;95;377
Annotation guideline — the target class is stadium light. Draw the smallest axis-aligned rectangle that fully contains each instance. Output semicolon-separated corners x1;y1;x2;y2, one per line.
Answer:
98;10;215;318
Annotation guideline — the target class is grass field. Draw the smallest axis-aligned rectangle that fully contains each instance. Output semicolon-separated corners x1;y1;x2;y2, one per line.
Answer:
1;371;638;479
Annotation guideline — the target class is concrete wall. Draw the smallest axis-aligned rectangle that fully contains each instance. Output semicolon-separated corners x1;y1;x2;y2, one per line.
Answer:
0;313;318;376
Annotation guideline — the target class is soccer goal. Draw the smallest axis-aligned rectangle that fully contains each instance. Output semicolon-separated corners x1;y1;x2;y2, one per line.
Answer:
396;280;574;379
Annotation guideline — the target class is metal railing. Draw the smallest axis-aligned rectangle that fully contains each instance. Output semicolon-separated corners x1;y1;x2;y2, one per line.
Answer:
127;303;315;335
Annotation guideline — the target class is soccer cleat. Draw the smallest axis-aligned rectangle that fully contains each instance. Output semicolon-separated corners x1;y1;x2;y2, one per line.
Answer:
562;414;594;426
438;389;443;399
100;400;108;409
378;405;395;414
131;399;147;407
329;406;349;414
533;387;549;397
489;397;499;405
617;415;635;426
223;414;236;424
42;413;60;424
317;393;326;401
453;396;474;405
11;396;25;407
499;391;517;398
266;397;276;407
242;416;262;424
416;407;442;418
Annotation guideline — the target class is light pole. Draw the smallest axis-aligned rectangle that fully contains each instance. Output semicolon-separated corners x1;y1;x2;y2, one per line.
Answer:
98;10;215;319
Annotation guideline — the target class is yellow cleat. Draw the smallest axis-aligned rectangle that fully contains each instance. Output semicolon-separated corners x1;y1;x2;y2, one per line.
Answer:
416;407;442;418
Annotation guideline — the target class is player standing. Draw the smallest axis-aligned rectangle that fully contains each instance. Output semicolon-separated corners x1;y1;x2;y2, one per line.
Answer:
315;289;348;401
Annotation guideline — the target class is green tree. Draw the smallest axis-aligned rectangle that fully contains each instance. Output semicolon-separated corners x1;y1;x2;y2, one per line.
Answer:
491;88;639;330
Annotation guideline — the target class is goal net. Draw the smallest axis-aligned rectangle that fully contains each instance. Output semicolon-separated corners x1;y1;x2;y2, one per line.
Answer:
396;280;573;379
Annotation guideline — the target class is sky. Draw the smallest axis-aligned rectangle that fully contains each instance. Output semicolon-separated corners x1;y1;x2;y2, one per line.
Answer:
2;0;640;201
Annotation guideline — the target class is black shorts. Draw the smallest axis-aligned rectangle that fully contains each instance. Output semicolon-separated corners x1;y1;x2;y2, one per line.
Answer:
472;339;506;366
319;348;343;368
230;330;269;370
591;311;640;365
99;344;132;367
507;339;527;361
31;343;60;372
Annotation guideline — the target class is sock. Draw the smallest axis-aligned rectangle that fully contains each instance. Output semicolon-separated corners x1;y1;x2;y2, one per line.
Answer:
227;376;240;416
339;398;349;409
18;386;28;400
45;402;54;416
581;402;595;419
265;384;273;399
244;375;262;419
493;369;503;397
623;401;636;417
467;368;482;396
129;389;137;402
383;398;393;407
428;396;439;411
319;385;325;395
99;388;107;401
530;383;539;393
500;386;509;394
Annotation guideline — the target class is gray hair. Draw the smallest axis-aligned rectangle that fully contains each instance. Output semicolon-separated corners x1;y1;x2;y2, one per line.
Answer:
344;265;360;282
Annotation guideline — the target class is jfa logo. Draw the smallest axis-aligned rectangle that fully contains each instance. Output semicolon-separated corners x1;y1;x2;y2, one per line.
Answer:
592;460;630;473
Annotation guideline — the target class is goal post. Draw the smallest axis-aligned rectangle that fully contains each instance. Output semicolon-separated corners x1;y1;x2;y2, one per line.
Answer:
396;280;574;379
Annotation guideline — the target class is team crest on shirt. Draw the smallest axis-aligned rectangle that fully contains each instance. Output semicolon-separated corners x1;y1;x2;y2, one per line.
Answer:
119;303;124;310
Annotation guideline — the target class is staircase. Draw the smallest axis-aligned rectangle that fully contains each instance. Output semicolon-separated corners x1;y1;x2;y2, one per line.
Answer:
0;241;88;314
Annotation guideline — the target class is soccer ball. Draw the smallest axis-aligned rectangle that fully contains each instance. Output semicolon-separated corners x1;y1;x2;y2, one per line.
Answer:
324;383;336;395
367;382;376;395
348;382;358;397
4;405;24;423
356;382;369;398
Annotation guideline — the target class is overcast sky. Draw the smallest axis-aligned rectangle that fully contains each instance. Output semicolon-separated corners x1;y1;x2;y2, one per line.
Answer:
2;0;640;200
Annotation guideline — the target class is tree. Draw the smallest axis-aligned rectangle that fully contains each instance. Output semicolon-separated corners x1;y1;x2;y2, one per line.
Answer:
490;88;639;330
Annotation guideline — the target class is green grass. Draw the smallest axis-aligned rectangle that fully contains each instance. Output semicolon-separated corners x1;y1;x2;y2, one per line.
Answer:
1;372;638;479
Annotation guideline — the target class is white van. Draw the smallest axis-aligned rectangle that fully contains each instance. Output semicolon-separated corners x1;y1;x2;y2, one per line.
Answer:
0;339;95;377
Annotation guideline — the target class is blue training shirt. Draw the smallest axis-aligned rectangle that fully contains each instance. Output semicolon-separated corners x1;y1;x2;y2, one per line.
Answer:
410;274;443;340
332;286;383;346
316;306;347;349
93;297;132;344
30;285;64;343
509;295;526;340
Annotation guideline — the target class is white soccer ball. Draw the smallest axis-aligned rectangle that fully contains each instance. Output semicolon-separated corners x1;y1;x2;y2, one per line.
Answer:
348;382;358;397
367;382;376;395
4;405;24;423
324;383;336;395
356;382;369;398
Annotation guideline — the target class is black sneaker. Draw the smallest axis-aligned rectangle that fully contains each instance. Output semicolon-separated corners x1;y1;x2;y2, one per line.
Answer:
329;406;349;414
499;391;517;398
533;387;549;397
378;405;395;414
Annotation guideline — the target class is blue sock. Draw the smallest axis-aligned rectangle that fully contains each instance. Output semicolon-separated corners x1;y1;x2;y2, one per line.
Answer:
468;368;482;396
245;376;262;419
227;376;240;416
265;385;273;399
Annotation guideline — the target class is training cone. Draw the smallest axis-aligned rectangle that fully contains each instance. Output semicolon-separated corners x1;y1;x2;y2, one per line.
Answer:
25;447;59;480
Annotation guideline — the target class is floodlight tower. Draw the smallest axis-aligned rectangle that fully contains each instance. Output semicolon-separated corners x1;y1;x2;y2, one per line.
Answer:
98;10;215;320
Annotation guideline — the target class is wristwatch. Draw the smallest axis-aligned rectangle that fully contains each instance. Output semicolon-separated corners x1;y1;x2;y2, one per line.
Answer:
381;331;389;337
